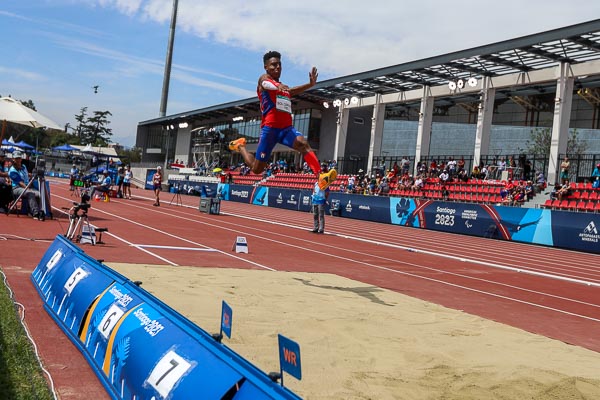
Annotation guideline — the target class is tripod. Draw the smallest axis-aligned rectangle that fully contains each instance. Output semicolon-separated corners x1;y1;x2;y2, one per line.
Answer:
8;170;51;219
65;202;94;244
170;184;182;206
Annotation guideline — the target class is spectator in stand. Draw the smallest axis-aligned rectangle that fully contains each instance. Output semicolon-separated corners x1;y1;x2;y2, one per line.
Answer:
535;171;546;192
550;184;561;200
377;178;390;196
480;164;489;180
471;164;481;179
429;160;438;178
368;175;377;195
347;175;356;192
524;181;534;200
441;185;450;201
392;161;400;177
508;156;517;170
592;163;600;188
557;180;572;201
401;157;410;175
512;186;526;206
523;159;532;181
497;158;506;174
439;169;450;184
447;157;457;177
338;181;346;193
560;156;570;184
418;161;427;176
457;157;466;173
411;175;424;192
457;169;469;183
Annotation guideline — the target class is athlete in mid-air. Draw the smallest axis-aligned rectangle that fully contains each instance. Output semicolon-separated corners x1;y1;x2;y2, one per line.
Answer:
229;50;336;189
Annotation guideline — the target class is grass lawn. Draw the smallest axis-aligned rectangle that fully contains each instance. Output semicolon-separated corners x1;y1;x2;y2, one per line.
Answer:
0;273;54;400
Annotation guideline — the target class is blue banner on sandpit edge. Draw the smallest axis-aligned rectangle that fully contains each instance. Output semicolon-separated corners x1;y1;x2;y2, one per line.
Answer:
30;235;302;400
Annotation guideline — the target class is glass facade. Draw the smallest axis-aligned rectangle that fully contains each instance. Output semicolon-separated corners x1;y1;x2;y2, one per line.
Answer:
381;94;600;158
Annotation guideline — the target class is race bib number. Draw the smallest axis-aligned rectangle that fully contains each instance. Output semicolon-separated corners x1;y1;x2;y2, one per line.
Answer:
276;95;292;114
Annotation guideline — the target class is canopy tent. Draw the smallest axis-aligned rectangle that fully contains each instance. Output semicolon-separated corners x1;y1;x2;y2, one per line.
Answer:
14;140;34;150
52;143;79;152
0;97;61;130
0;97;61;146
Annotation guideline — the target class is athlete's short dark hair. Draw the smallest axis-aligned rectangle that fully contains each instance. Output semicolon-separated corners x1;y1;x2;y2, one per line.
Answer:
263;50;281;64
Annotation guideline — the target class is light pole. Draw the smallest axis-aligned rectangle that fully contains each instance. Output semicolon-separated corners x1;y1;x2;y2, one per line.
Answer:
159;0;179;117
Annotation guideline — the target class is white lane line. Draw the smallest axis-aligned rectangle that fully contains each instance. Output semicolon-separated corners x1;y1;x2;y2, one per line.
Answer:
52;193;600;321
134;245;218;251
213;203;600;287
51;195;276;272
50;204;178;266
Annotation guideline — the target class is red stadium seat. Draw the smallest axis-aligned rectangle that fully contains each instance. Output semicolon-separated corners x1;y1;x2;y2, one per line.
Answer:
576;201;587;211
585;201;596;212
590;191;599;201
542;199;553;209
580;191;590;201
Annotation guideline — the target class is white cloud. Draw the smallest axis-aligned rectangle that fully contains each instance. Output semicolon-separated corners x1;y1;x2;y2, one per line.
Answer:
0;66;46;82
47;33;254;95
123;0;600;75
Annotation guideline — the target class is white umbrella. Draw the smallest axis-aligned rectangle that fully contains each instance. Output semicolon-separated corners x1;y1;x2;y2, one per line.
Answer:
0;97;61;130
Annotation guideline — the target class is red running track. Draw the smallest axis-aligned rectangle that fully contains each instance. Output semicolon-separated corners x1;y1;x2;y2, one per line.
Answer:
2;178;600;398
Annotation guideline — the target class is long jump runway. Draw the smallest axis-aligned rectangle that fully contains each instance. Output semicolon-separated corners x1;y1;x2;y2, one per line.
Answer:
2;178;600;398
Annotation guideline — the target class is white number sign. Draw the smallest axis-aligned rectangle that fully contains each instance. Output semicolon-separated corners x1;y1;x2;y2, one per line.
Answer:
97;304;125;340
147;350;192;398
64;267;88;295
46;249;63;270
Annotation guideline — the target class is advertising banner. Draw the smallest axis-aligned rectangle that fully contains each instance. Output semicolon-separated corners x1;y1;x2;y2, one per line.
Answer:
31;236;303;399
550;210;600;253
145;169;156;190
328;193;392;224
251;186;269;206
268;189;302;211
228;184;254;204
419;201;510;239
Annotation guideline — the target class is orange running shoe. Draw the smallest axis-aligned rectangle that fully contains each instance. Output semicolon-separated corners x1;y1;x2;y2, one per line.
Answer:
228;137;246;152
318;169;338;190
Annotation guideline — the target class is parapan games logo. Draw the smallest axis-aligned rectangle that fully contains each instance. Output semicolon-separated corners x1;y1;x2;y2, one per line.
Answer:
580;221;600;243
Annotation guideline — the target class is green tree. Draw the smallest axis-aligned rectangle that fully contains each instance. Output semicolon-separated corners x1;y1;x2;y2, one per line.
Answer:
525;127;588;156
82;111;113;146
73;107;88;142
117;147;142;165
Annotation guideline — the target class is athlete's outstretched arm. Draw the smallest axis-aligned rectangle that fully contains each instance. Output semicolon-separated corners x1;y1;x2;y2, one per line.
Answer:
289;67;318;97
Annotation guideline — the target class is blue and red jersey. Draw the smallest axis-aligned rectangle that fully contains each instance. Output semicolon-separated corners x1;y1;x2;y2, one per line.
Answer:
258;78;293;129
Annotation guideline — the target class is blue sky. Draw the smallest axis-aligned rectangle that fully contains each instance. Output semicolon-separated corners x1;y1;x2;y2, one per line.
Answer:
1;1;599;147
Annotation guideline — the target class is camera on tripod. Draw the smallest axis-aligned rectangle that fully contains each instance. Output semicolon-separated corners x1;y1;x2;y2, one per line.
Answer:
34;159;47;178
73;191;91;213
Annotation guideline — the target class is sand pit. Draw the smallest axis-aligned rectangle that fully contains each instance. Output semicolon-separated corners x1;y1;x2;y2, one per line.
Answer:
108;263;600;399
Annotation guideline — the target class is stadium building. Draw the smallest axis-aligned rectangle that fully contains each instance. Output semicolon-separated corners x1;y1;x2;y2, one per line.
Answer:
136;19;600;185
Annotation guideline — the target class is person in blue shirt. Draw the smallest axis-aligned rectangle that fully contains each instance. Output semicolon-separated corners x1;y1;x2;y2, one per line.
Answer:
592;163;600;188
0;150;13;213
311;168;337;234
89;169;112;200
8;151;44;220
